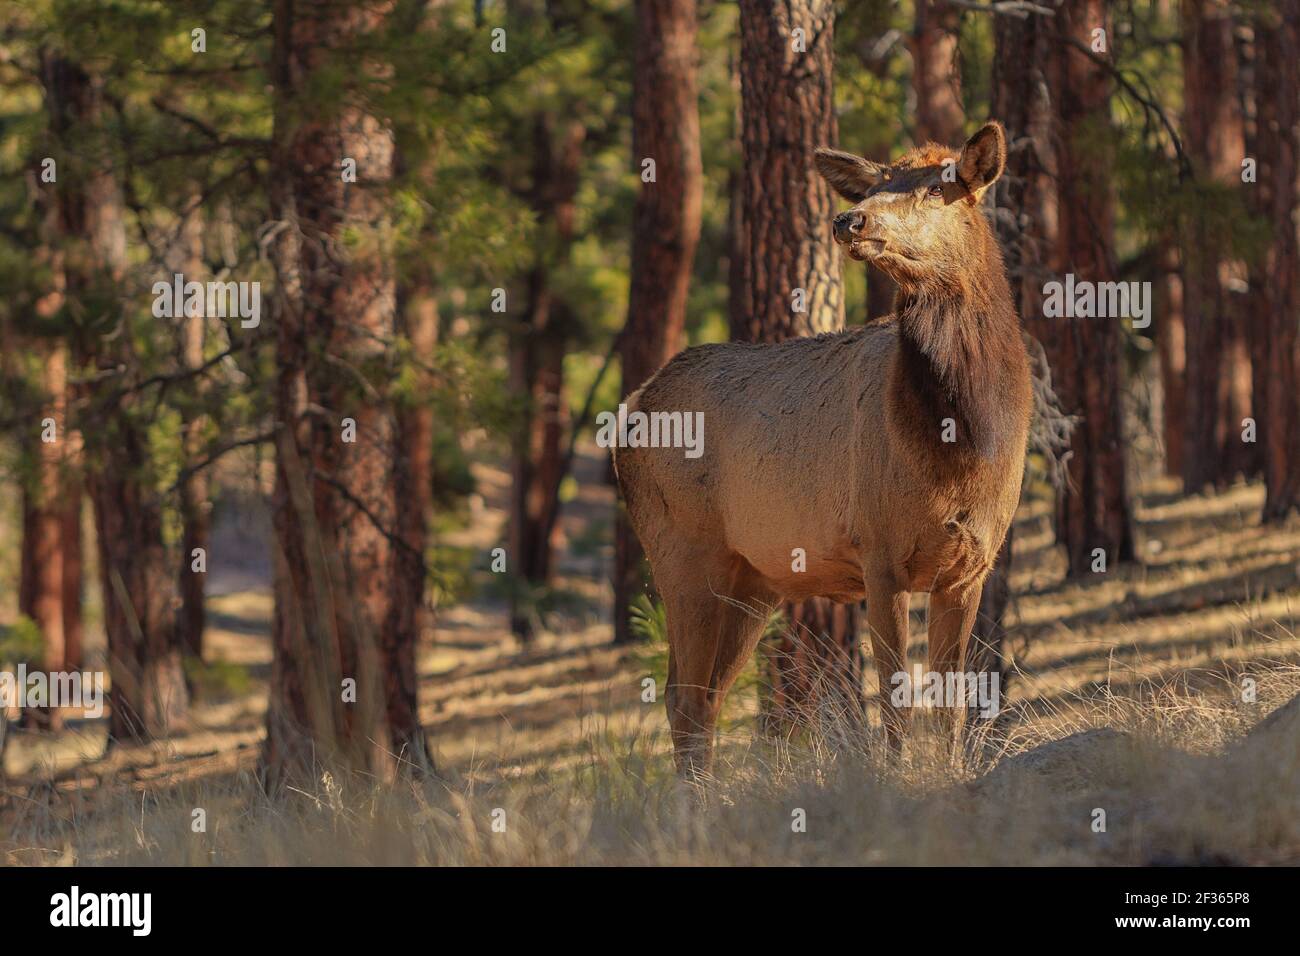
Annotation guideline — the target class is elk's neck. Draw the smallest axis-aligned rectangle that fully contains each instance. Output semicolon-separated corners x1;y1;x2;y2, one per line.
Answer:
888;261;1028;465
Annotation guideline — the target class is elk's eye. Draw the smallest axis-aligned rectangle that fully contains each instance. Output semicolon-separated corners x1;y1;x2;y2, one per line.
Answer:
928;184;944;198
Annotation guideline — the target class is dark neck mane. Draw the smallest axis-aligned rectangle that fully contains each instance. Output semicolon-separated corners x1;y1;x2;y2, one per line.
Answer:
888;237;1028;464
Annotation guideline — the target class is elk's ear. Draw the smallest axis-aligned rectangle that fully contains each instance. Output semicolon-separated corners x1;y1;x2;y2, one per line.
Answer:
955;121;1007;197
814;148;884;202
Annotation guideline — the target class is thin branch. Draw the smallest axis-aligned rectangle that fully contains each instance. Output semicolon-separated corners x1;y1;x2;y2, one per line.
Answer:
140;63;262;77
1059;35;1191;178
952;0;1190;177
533;330;623;559
121;331;266;396
167;431;276;493
149;96;270;152
313;470;426;564
947;0;1057;18
559;329;622;490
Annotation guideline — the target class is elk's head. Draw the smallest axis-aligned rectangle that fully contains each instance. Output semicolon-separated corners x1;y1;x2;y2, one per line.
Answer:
815;122;1007;284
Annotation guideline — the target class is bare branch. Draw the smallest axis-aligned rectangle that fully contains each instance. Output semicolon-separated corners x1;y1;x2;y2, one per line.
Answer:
947;0;1057;18
167;431;276;493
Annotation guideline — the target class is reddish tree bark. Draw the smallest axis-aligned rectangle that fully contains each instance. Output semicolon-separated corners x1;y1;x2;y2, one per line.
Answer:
18;171;77;727
19;496;37;626
40;52;189;739
264;0;420;782
18;224;69;728
972;1;1058;690
1181;0;1252;489
1237;17;1270;489
59;455;84;671
19;353;68;731
1256;2;1300;521
508;114;584;640
382;7;442;751
732;0;862;723
839;8;903;323
613;0;703;644
1045;0;1136;575
731;0;844;341
1157;244;1187;476
174;199;210;661
389;239;437;770
90;438;190;738
26;396;85;686
911;0;965;147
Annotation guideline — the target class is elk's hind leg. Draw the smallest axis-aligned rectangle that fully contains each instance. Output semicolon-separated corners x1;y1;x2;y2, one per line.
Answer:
706;560;777;728
926;582;983;749
663;555;773;779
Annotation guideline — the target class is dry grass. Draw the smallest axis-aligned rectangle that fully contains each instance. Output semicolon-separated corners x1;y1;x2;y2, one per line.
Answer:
4;666;1300;866
4;455;1300;865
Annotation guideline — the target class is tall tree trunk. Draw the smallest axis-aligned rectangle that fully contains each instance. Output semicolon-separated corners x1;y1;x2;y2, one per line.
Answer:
731;0;843;340
975;3;1056;699
17;160;83;724
21;344;68;730
388;282;436;770
1181;0;1251;490
1257;2;1300;521
911;0;964;147
91;437;190;738
732;0;862;725
40;176;85;681
508;114;583;640
1045;0;1136;575
175;199;210;661
389;127;438;765
41;52;189;739
380;0;443;771
21;205;70;729
19;497;37;626
264;0;415;782
59;482;83;671
59;394;84;673
840;6;902;324
613;0;703;644
1156;243;1186;476
1237;16;1270;487
1220;292;1254;477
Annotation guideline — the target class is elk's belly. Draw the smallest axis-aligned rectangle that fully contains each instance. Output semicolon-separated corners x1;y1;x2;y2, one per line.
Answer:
740;512;1000;601
742;539;868;603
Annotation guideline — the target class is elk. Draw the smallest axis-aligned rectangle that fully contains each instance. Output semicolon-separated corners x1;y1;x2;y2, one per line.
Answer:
614;122;1032;777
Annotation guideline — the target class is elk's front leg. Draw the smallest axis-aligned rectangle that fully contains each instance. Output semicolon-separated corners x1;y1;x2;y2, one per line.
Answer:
925;582;983;749
864;579;911;751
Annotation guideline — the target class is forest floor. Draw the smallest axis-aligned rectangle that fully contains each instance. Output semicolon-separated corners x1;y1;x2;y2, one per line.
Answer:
3;443;1300;864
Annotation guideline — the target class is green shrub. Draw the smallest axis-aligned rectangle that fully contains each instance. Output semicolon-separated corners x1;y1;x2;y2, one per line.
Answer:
0;615;43;666
183;657;254;701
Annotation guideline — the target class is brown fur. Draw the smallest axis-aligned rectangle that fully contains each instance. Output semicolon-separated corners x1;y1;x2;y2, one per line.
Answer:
615;123;1032;776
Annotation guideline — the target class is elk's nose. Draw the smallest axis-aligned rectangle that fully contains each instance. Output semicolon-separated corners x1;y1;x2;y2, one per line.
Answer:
833;210;865;242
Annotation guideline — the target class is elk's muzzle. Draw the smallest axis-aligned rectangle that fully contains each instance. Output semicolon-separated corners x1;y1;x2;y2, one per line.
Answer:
833;210;866;244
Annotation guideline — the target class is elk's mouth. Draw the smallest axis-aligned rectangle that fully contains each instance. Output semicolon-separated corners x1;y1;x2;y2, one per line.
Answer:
845;237;887;261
